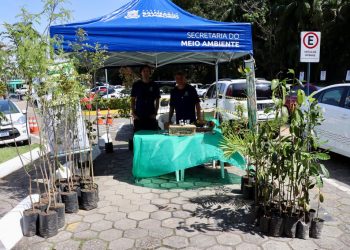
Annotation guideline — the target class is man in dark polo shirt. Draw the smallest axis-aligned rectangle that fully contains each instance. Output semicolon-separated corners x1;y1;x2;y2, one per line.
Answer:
168;71;202;124
131;65;160;131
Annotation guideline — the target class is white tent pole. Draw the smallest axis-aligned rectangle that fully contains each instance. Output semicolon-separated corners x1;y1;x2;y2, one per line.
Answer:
215;61;219;119
105;68;109;99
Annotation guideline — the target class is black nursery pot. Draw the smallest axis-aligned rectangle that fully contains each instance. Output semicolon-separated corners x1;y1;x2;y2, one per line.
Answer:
34;202;48;212
61;192;79;213
241;175;249;193
80;189;98;210
38;210;58;238
269;215;284;237
284;214;299;238
242;184;255;200
259;215;270;234
310;218;324;239
105;142;113;153
22;209;40;237
308;209;316;225
50;203;65;229
296;220;309;239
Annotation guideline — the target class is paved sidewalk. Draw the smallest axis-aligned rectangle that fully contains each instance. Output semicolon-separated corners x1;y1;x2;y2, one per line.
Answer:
0;120;349;249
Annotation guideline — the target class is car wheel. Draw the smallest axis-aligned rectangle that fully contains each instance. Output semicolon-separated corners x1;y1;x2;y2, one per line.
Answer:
22;139;31;145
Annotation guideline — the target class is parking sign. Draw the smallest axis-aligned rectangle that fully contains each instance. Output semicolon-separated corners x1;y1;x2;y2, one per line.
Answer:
300;32;321;63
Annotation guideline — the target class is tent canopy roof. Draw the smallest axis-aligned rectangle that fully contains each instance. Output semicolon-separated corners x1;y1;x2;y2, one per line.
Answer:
50;0;253;67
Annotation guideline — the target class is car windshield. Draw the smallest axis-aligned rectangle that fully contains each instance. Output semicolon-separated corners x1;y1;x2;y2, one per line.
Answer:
226;82;272;100
0;100;20;114
290;85;317;96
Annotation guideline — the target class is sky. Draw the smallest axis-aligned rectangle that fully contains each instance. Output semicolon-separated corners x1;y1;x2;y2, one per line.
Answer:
0;0;130;33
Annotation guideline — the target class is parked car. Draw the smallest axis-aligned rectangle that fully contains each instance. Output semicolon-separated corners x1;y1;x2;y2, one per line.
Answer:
101;88;122;99
285;83;318;114
88;86;108;94
15;86;29;95
202;79;276;121
0;100;30;145
310;83;350;157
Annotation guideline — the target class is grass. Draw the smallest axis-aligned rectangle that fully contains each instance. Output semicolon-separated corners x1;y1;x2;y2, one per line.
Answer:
0;144;39;164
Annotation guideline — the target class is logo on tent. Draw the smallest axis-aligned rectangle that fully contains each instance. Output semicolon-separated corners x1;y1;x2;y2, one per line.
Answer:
124;10;179;19
124;10;140;19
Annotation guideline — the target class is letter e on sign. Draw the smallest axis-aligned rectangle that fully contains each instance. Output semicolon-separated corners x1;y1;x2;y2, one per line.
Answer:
300;31;321;63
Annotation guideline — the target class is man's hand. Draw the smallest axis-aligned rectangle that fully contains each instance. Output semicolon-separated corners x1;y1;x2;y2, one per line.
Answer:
132;112;139;120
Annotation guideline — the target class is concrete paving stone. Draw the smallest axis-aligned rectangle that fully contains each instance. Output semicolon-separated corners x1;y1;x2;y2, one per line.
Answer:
148;227;174;239
164;203;182;211
142;193;159;200
321;225;344;238
175;228;199;237
269;236;292;242
128;211;150;221
81;239;107;250
197;189;216;196
151;198;170;206
99;228;123;241
160;182;178;189
47;231;72;243
124;193;142;201
139;218;161;229
340;233;350;246
105;194;124;202
54;239;81;250
162;218;185;229
105;211;127;221
103;180;119;186
314;236;346;249
288;238;319;250
206;246;233;250
185;216;208;226
74;230;98;240
189;234;217;248
140;204;159;213
156;248;173;250
172;210;192;219
83;213;105;223
216;233;242;246
339;198;350;205
151;189;168;194
181;191;199;198
182;247;201;250
113;218;137;230
262;240;291;250
66;222;91;233
98;205;119;214
160;192;179;199
78;209;98;216
182;203;198;212
337;204;350;212
171;197;189;205
131;198;151;205
118;204;139;213
97;200;112;207
337;213;350;223
124;228;148;239
150;210;172;220
339;223;350;234
108;238;135;250
26;241;54;250
163;235;189;249
65;214;83;224
236;242;261;250
241;233;268;245
99;190;116;197
135;236;162;249
90;219;113;231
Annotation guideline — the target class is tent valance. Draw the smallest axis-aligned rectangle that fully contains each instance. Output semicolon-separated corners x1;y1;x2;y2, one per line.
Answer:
50;0;253;66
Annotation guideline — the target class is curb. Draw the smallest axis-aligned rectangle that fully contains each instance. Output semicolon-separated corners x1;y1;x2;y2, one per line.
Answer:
0;194;39;250
0;147;41;179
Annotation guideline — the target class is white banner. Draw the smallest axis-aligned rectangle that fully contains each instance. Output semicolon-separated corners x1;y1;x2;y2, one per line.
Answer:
299;72;305;81
346;70;350;81
320;71;326;81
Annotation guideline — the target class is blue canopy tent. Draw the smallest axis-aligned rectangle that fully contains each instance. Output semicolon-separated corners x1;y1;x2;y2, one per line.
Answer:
50;0;253;68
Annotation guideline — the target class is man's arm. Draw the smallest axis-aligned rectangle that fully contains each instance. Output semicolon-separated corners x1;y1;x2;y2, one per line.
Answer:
168;106;174;124
131;97;138;119
195;102;202;121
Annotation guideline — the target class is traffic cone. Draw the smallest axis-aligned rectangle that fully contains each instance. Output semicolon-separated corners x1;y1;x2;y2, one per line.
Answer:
28;117;34;133
106;108;113;125
97;109;104;125
31;117;39;134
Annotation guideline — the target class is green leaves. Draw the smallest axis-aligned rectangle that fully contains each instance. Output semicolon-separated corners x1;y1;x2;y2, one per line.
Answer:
271;79;279;90
297;89;306;106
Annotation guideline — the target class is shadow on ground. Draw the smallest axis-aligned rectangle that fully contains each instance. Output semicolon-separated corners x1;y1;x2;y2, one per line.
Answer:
323;152;350;186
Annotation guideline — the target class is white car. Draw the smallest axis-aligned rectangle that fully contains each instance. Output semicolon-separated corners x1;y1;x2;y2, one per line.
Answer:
0;100;30;145
311;83;350;157
202;79;276;121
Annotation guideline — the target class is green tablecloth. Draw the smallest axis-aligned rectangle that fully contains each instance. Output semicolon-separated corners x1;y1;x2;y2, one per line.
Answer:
132;127;246;178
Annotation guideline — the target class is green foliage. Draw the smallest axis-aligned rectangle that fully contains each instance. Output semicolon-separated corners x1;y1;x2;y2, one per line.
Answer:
85;98;131;118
